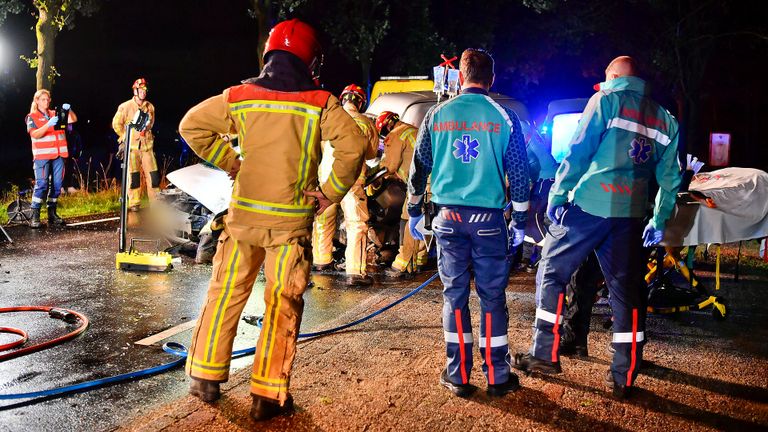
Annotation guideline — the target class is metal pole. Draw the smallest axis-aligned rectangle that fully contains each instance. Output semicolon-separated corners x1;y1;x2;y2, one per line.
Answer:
118;125;133;253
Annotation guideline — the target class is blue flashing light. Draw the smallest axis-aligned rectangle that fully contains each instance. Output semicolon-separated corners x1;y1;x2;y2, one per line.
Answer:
551;113;582;163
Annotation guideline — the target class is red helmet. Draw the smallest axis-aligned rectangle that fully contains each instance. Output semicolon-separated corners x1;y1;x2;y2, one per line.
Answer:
132;78;147;90
340;84;367;111
375;111;400;138
264;19;322;71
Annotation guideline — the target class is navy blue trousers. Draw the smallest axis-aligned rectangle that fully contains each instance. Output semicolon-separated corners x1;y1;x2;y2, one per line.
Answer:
433;206;511;386
31;157;65;209
532;205;647;387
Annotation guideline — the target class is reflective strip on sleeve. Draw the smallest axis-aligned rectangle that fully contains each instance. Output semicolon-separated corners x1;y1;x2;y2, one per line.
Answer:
612;331;645;343
512;201;529;212
444;331;474;344
607;118;671;146
478;334;509;348
232;196;315;218
535;308;564;325
483;96;514;131
328;169;348;195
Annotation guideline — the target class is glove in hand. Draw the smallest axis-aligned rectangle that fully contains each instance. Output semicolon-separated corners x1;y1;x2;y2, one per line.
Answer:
546;203;567;225
686;154;704;174
62;103;71;110
642;222;663;247
46;116;59;127
409;214;425;241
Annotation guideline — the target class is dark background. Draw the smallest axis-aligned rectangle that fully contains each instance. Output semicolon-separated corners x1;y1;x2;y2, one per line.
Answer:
0;0;766;190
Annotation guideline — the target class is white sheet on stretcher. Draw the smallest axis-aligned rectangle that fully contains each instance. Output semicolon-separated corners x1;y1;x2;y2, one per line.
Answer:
664;167;768;246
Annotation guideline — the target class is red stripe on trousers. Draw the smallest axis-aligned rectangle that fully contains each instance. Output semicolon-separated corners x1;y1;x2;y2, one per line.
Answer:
551;293;564;362
485;312;494;385
626;308;638;386
457;213;462;222
455;309;468;384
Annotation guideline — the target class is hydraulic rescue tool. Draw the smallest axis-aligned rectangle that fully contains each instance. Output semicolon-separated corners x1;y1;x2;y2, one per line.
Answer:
115;109;172;272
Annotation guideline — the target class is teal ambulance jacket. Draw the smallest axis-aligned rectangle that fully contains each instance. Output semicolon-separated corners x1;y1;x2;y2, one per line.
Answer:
549;76;682;231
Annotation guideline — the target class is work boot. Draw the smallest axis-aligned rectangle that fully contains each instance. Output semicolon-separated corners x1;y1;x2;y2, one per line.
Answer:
47;205;65;226
189;377;221;403
383;266;414;280
346;274;373;286
605;370;632;399
312;262;337;273
559;340;589;358
439;369;475;398
250;394;294;421
486;372;521;397
512;353;562;375
29;208;41;229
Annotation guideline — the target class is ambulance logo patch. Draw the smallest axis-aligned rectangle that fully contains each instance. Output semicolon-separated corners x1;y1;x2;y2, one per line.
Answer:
453;134;479;163
629;137;652;164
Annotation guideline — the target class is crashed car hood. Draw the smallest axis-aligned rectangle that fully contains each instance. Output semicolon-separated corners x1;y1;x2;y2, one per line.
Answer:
166;163;233;214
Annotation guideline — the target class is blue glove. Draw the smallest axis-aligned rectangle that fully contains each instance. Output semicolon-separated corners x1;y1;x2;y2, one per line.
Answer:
46;116;59;127
509;224;525;248
409;214;425;241
62;103;71;110
546;203;567;225
642;222;663;247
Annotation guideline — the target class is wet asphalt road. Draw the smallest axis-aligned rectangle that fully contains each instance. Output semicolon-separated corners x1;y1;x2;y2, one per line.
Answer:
0;213;384;431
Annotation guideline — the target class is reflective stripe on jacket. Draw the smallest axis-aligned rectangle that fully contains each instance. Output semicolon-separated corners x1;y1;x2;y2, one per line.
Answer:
549;76;682;230
26;110;68;160
112;99;155;151
381;121;417;182
179;84;367;231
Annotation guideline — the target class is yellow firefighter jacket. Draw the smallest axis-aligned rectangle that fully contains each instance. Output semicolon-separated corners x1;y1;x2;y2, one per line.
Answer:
381;121;417;182
179;84;367;232
346;108;379;182
112;98;155;151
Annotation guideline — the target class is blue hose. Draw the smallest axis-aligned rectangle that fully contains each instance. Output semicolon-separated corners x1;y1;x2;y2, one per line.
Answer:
0;273;439;403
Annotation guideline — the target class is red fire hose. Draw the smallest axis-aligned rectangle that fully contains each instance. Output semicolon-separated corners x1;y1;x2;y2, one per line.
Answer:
0;306;89;362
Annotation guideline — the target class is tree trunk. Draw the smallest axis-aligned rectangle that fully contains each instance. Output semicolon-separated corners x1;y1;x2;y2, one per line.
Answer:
35;6;58;91
253;0;270;71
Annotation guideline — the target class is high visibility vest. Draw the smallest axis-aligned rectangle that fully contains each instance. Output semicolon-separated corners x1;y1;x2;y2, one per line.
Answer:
26;110;68;160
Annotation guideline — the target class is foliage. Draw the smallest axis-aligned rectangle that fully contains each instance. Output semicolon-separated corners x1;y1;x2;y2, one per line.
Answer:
0;187;120;224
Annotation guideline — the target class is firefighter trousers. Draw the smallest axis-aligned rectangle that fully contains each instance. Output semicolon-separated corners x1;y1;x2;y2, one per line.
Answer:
186;226;312;404
433;206;512;386
312;203;337;266
128;148;159;207
340;183;369;275
531;205;647;387
392;200;428;272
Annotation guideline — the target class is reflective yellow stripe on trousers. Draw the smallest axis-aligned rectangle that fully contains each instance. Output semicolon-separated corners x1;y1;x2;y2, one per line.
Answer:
204;238;241;364
256;244;291;379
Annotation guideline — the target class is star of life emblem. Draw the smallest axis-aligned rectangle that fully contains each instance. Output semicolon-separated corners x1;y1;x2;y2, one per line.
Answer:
453;134;479;163
629;137;652;164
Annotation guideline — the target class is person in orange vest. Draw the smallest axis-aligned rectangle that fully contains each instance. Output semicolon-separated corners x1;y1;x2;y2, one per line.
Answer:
180;19;367;421
111;78;158;211
375;111;428;278
312;84;379;285
25;89;77;228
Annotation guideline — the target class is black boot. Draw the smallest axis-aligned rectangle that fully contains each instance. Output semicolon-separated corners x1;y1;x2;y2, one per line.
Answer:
512;353;562;375
29;208;41;229
250;394;294;421
48;204;65;225
189;377;221;403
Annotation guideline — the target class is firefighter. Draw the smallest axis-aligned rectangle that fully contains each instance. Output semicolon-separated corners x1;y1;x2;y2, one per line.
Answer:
25;89;77;228
408;48;530;397
375;111;428;278
512;56;682;399
111;78;158;211
180;19;366;421
312;84;378;285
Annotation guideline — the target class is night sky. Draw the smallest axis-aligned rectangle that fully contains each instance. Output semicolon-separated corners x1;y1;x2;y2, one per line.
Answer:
0;0;766;188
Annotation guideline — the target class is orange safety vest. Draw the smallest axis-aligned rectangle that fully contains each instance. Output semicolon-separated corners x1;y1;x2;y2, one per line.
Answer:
26;110;68;160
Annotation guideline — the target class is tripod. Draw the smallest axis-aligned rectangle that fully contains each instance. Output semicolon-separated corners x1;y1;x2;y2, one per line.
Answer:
6;189;33;225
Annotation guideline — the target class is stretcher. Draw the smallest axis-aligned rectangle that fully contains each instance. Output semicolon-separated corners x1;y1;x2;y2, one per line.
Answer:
647;168;768;319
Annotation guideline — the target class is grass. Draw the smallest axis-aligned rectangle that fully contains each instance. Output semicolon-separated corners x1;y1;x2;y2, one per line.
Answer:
0;187;121;224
